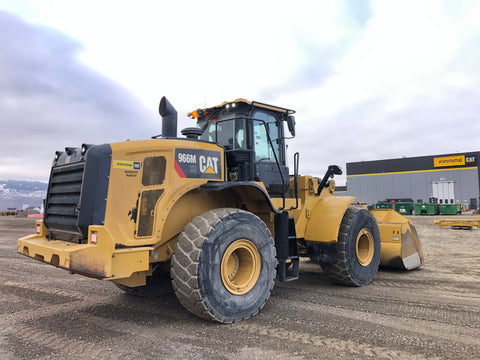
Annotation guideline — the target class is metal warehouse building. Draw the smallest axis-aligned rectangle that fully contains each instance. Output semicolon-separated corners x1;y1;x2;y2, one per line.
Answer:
339;151;480;210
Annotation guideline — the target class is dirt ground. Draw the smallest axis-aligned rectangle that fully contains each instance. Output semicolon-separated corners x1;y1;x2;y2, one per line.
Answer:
1;215;479;359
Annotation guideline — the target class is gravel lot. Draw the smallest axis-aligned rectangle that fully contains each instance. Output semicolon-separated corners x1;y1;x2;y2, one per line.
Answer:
1;215;479;359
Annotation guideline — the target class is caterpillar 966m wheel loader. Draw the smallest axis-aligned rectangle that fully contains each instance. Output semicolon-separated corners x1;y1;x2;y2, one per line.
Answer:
18;97;424;323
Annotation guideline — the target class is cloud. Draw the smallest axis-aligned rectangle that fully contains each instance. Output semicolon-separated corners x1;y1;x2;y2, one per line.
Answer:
1;1;480;189
268;0;480;184
0;11;159;181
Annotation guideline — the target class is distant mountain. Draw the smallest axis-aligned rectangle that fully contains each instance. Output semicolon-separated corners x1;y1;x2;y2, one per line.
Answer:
0;180;48;211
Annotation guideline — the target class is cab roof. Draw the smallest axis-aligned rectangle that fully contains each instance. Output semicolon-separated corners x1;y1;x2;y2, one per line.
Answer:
188;98;295;118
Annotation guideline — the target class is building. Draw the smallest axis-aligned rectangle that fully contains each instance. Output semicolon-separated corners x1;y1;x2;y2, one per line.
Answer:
340;151;480;210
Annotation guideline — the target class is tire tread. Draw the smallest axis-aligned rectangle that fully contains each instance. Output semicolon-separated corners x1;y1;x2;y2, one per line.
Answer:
322;207;380;286
172;208;275;322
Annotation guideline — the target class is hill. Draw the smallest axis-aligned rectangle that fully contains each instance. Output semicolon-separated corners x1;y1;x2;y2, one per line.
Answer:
0;180;47;211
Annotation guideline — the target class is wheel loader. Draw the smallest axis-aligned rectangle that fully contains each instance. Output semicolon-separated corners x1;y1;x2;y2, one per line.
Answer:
17;97;424;323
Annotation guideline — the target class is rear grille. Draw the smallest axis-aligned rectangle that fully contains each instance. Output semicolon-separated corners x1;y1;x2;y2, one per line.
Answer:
44;162;85;242
137;189;164;237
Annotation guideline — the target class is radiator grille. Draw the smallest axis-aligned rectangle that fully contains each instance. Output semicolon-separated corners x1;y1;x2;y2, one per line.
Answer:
44;162;85;242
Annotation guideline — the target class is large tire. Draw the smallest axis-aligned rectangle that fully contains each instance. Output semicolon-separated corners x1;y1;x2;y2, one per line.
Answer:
113;262;173;296
171;208;276;323
321;206;381;286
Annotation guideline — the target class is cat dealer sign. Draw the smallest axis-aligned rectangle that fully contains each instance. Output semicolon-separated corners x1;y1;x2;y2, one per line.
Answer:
434;155;476;168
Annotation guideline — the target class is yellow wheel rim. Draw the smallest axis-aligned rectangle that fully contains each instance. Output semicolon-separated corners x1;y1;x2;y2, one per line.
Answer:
221;239;261;295
355;228;374;266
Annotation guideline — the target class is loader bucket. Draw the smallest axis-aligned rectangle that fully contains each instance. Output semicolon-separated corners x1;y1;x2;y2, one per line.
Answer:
369;209;424;270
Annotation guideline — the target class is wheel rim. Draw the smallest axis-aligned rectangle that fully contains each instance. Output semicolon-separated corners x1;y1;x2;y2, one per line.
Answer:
355;228;374;266
221;239;261;295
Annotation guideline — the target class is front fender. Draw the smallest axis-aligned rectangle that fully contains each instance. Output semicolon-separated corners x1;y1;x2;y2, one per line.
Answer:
304;196;355;243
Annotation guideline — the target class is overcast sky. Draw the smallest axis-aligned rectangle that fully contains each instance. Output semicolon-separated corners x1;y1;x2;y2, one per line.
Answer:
1;0;480;185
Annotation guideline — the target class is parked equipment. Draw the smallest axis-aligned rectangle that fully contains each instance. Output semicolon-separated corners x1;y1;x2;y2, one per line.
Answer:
18;97;424;323
434;219;480;230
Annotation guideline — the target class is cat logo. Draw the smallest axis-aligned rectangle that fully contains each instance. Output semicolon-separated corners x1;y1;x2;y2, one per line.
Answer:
199;155;219;174
175;148;222;179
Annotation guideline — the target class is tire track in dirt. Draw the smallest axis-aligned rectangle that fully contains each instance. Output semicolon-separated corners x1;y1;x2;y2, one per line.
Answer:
0;281;134;359
373;279;480;294
3;281;100;302
0;281;114;327
6;324;129;360
231;321;437;360
77;311;432;360
273;283;480;329
270;295;480;346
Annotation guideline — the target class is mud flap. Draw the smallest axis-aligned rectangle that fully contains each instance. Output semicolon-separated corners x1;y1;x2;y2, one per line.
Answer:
369;209;424;270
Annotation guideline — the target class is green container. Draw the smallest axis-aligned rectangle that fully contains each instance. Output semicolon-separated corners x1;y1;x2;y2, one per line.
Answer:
439;204;460;215
414;203;439;215
395;202;413;215
375;203;393;209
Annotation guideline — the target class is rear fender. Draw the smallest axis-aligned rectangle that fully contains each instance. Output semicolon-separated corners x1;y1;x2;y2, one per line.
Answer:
157;182;277;259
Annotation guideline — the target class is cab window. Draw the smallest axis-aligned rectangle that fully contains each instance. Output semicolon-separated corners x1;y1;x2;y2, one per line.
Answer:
253;111;279;162
199;118;246;150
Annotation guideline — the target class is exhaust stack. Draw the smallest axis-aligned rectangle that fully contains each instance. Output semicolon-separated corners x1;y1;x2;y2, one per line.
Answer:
159;96;177;138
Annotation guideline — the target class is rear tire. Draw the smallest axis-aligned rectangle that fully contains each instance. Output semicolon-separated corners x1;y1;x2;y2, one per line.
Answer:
171;208;276;323
321;206;381;286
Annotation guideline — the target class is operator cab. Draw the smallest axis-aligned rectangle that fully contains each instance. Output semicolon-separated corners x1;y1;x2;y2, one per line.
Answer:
187;99;296;198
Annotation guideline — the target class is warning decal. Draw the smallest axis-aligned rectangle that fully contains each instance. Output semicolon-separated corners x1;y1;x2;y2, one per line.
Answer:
174;148;222;179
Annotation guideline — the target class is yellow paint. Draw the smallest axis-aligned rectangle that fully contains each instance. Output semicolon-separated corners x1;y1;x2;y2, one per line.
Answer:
434;155;465;167
304;196;355;243
221;239;260;295
370;209;424;270
17;224;152;280
204;166;216;174
434;219;480;228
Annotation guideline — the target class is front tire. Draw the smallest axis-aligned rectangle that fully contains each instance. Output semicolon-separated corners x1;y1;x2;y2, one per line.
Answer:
171;208;276;323
321;206;381;286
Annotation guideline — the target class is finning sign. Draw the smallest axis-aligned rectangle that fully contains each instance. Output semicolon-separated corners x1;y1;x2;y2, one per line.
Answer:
433;155;465;168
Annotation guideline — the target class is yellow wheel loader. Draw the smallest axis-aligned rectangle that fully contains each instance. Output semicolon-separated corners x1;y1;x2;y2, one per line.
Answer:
17;97;424;323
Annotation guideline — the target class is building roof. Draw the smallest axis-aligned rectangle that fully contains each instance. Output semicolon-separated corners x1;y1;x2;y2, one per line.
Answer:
347;151;479;176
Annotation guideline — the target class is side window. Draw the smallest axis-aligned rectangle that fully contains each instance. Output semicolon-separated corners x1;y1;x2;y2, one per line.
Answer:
253;122;270;161
217;121;235;150
253;111;280;162
198;122;216;142
199;118;246;150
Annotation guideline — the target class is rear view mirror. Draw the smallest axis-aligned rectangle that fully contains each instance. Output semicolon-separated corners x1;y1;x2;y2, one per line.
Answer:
286;115;296;137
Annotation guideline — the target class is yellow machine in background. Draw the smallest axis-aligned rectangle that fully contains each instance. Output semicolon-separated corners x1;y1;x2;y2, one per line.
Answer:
18;97;424;323
434;218;480;230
